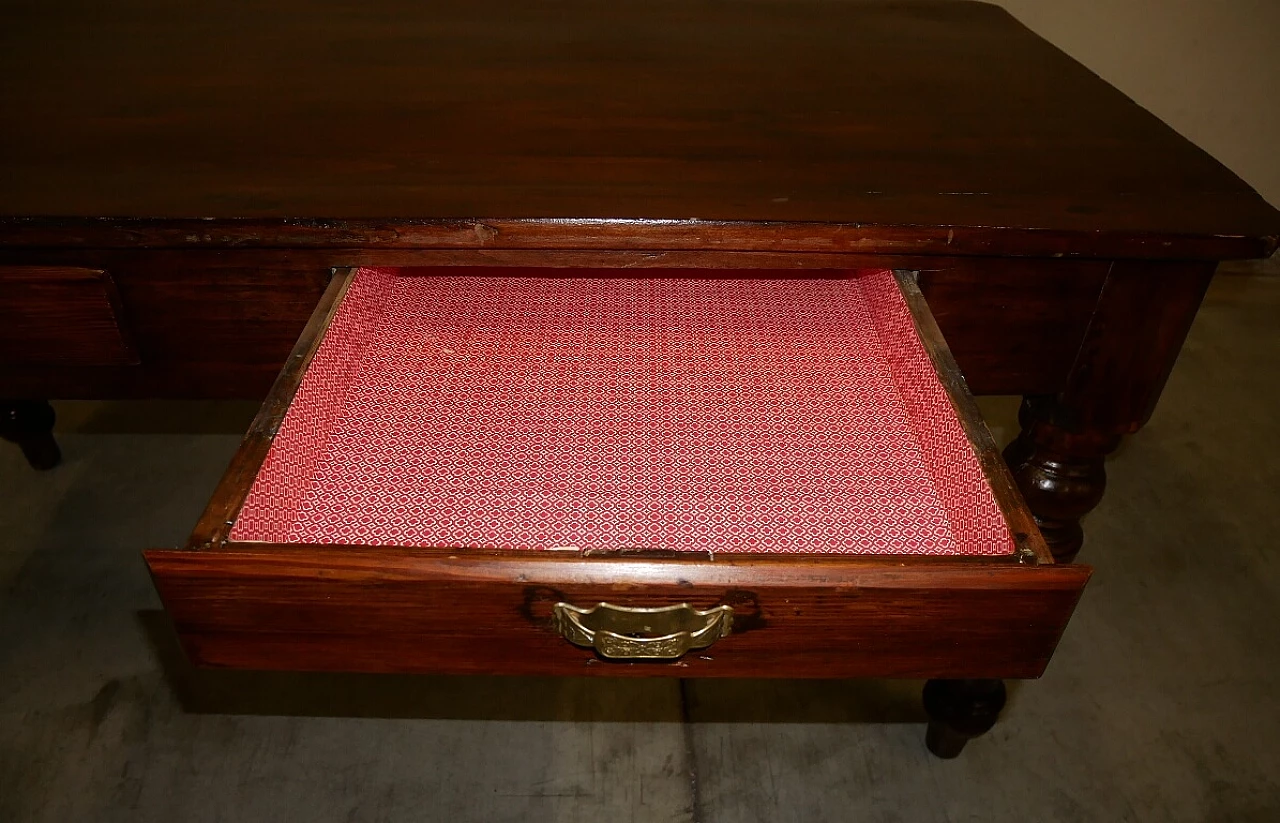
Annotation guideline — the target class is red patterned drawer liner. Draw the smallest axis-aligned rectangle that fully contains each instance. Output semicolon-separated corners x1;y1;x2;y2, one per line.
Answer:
230;268;1014;556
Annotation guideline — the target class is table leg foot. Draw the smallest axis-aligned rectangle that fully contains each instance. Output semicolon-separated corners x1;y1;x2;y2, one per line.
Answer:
0;400;62;470
923;678;1006;759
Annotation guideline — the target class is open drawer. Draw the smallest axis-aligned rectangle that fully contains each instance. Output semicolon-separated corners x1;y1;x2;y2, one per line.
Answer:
146;267;1089;678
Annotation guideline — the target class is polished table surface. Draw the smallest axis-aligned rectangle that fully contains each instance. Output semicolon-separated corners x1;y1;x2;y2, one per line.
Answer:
0;0;1276;258
1;0;1278;566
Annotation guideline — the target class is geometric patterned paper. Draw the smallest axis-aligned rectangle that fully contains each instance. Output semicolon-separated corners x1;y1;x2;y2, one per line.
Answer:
230;268;1015;555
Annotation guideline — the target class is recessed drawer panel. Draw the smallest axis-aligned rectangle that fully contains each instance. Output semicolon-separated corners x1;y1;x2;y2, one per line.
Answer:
146;267;1089;678
0;266;138;366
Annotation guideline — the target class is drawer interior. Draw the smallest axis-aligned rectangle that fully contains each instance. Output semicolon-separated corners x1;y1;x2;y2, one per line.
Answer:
230;268;1015;558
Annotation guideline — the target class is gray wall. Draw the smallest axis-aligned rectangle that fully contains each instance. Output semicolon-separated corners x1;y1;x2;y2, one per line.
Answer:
991;0;1280;208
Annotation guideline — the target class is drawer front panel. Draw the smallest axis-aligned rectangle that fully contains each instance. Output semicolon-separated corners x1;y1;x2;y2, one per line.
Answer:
0;266;137;366
147;549;1088;679
0;253;329;398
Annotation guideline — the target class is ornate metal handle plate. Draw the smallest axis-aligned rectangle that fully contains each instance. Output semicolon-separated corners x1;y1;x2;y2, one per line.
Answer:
552;601;734;660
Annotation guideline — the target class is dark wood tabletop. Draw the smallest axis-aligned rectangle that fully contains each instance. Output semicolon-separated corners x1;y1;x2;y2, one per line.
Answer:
2;0;1276;258
0;1;1268;686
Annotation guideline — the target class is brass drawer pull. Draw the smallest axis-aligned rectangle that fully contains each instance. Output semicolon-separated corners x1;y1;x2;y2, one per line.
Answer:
552;602;734;660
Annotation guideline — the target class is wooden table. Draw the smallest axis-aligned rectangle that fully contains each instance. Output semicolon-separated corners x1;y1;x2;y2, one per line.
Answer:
2;0;1278;570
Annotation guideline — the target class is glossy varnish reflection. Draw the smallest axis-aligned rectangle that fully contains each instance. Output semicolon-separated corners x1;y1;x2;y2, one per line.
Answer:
1;0;1276;257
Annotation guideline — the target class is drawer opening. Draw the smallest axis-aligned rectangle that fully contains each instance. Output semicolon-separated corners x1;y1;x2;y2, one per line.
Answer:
148;266;1088;678
226;267;1018;558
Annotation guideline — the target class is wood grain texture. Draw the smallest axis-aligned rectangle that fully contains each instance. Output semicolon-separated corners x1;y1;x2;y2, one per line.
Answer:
0;219;1270;261
145;548;1090;678
1057;260;1218;434
0;267;137;366
0;252;329;399
916;259;1108;395
1;0;1276;259
0;250;1103;398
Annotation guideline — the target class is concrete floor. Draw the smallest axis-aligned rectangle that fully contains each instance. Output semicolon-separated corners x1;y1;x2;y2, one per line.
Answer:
2;266;1278;822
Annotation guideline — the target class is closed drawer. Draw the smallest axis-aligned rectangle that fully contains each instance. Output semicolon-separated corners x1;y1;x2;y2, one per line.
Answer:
146;267;1089;678
0;266;138;366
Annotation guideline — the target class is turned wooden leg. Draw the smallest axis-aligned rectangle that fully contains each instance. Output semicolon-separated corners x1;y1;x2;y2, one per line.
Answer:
1003;396;1121;564
1004;261;1215;563
0;400;62;470
922;678;1007;759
